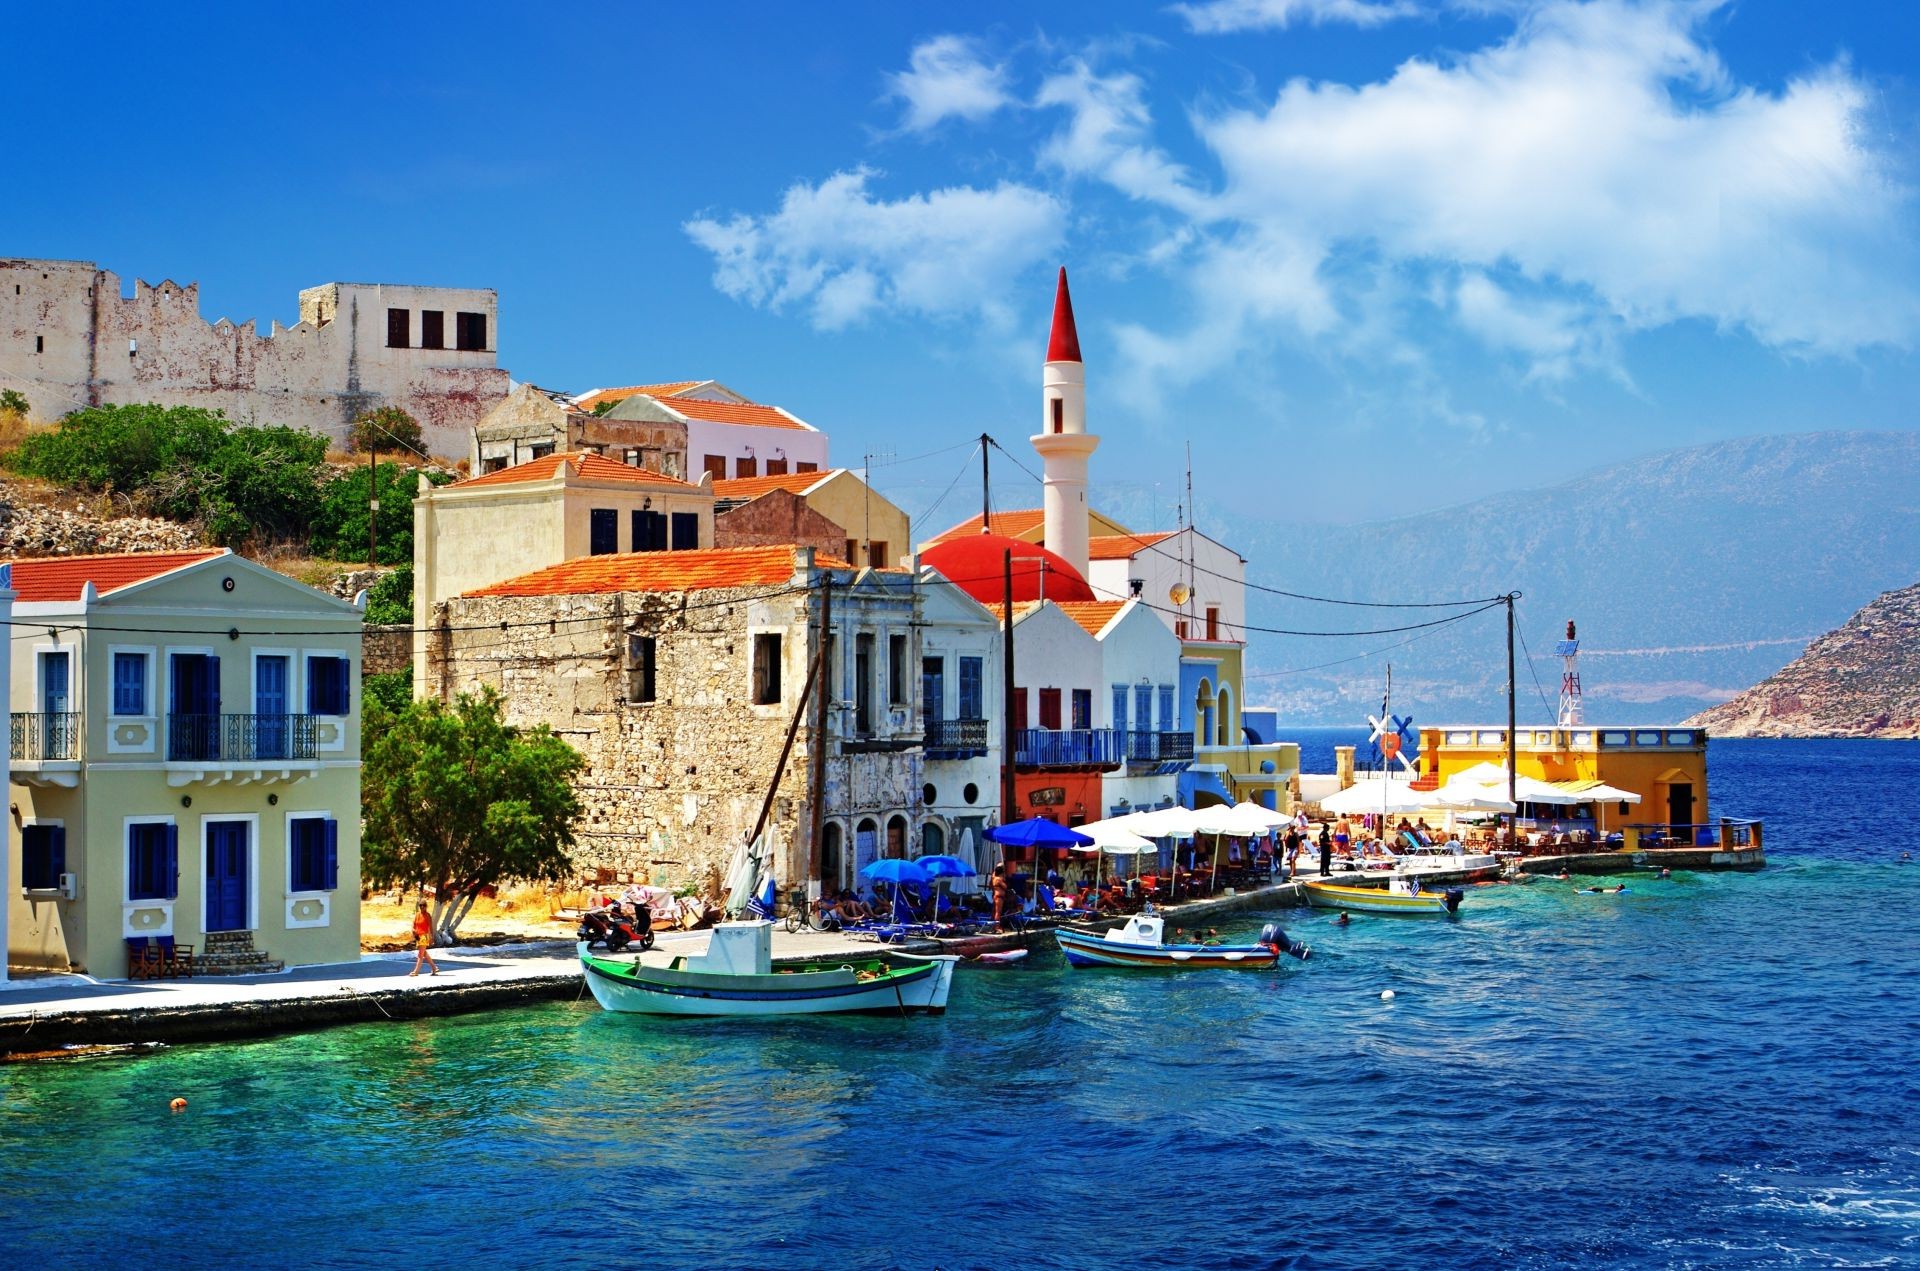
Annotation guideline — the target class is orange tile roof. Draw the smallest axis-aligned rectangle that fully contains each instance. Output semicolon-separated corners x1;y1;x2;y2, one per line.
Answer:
572;382;704;411
5;549;228;603
659;398;808;431
1053;600;1127;636
926;509;1047;545
1087;531;1176;561
464;546;803;598
452;452;701;491
712;470;836;500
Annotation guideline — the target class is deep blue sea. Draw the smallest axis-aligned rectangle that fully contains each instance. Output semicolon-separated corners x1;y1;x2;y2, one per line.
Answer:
3;737;1919;1269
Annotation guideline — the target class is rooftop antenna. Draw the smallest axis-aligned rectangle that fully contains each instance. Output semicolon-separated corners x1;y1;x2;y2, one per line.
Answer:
1556;619;1583;727
863;448;894;568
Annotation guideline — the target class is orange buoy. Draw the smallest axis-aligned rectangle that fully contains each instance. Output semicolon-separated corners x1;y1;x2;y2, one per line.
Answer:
169;1097;187;1112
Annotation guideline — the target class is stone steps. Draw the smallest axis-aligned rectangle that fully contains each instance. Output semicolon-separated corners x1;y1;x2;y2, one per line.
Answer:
194;930;284;977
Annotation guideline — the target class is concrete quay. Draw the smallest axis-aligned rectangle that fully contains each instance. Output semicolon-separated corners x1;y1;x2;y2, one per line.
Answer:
0;882;1315;1057
1515;846;1766;875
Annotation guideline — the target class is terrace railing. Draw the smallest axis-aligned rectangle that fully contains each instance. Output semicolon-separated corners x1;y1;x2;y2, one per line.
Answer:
168;714;319;763
924;717;989;760
1014;727;1124;770
10;712;80;762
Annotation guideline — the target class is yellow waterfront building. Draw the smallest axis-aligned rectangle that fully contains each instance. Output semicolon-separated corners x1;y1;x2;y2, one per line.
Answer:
1416;723;1716;845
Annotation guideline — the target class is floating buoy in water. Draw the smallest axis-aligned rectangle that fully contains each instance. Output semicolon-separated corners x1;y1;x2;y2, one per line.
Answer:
169;1097;187;1112
1380;989;1396;1002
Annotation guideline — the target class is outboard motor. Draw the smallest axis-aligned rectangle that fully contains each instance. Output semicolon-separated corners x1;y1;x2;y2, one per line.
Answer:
1258;922;1311;961
1443;887;1465;914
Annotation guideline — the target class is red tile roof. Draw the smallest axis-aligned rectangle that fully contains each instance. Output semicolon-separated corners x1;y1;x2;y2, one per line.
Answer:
572;382;705;412
5;549;228;603
1053;600;1126;635
712;470;836;500
1087;531;1175;561
453;452;701;491
464;546;803;598
659;398;809;431
925;509;1047;545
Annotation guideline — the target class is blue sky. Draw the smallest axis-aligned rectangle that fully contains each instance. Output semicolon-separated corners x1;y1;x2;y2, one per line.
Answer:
4;1;1916;528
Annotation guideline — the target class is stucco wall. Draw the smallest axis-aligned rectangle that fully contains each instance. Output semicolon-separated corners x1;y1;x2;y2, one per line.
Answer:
714;488;846;559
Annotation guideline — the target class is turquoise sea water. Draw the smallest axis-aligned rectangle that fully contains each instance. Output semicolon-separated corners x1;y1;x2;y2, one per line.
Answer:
4;738;1919;1269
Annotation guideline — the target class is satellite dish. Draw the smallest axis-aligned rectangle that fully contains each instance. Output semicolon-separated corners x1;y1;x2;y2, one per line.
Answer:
1169;583;1192;606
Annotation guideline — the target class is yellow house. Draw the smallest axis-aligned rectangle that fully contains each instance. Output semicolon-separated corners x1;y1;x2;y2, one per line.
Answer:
716;468;911;570
7;550;363;979
1417;723;1711;842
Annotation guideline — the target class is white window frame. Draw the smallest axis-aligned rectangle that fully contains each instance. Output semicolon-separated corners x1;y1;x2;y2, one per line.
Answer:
19;815;65;900
32;639;77;715
105;644;158;755
283;810;335;930
249;647;301;717
122;814;178;938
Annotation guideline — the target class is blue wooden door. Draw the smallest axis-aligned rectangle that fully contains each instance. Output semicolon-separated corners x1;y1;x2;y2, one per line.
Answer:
255;656;289;759
205;821;249;931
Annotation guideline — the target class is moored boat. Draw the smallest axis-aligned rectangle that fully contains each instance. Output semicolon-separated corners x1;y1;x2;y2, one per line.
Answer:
579;921;957;1017
1392;845;1505;885
1304;878;1464;915
1055;913;1308;969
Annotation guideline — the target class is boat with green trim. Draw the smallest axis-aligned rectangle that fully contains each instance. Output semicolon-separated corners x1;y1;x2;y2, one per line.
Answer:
1303;878;1464;915
578;920;957;1017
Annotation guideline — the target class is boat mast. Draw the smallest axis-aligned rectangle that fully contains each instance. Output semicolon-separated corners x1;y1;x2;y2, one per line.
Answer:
1001;548;1016;848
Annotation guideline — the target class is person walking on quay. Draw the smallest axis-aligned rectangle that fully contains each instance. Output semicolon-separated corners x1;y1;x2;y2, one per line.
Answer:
1318;823;1333;877
408;899;439;977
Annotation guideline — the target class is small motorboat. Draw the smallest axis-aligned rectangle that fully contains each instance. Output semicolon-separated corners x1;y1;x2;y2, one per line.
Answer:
1392;844;1504;885
1303;878;1464;915
579;921;957;1017
1055;913;1308;969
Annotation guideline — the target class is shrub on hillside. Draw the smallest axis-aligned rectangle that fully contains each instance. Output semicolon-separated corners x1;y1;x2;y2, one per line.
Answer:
362;565;414;626
9;403;328;546
310;465;453;565
347;406;425;457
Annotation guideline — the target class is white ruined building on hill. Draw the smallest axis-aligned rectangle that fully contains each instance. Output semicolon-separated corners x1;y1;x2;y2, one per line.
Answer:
0;258;510;457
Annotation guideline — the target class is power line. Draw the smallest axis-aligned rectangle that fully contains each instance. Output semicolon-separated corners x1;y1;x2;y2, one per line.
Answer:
1512;601;1557;720
1244;603;1497;679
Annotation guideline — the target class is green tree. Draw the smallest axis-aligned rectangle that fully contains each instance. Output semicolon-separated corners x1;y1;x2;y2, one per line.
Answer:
362;668;413;715
348;406;425;458
310;464;451;565
360;687;584;942
0;389;28;418
362;564;414;625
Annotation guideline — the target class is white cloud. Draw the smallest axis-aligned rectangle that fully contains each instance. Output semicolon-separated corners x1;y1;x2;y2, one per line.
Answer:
1122;0;1916;389
1172;0;1422;33
684;169;1065;331
887;35;1013;132
1036;59;1211;215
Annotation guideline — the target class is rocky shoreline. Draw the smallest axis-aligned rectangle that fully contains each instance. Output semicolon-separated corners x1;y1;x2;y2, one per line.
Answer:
1688;581;1920;739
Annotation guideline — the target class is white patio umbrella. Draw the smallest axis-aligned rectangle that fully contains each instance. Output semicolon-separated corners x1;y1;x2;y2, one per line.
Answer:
1431;780;1518;814
950;827;983;894
1118;806;1201;839
723;834;764;917
1229;801;1290;831
1320;781;1433;816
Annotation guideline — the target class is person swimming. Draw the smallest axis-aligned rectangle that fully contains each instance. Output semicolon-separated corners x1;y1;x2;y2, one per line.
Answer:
1334;912;1351;926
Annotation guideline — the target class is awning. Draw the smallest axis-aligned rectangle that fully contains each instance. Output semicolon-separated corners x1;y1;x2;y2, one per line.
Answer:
1551;779;1642;805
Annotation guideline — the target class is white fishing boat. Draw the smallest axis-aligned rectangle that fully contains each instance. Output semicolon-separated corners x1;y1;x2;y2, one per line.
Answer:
1391;843;1504;885
579;921;958;1017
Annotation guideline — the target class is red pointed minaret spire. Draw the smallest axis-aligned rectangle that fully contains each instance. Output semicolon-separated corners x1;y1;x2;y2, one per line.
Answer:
1047;266;1082;364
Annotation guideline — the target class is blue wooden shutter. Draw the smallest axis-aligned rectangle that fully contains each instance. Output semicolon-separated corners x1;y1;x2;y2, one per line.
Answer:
1112;686;1128;733
323;819;339;891
164;823;179;899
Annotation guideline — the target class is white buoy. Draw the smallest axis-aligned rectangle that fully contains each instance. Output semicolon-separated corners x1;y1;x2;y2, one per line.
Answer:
1380;989;1396;1001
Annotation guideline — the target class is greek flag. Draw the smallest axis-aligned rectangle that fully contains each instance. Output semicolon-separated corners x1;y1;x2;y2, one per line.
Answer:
748;873;777;921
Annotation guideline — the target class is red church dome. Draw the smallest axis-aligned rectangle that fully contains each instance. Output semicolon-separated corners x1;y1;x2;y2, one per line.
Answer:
922;532;1095;606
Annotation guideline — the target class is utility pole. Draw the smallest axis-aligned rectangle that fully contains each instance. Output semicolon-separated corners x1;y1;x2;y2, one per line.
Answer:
807;572;832;893
979;433;991;530
367;441;378;569
1506;591;1520;851
1001;548;1016;840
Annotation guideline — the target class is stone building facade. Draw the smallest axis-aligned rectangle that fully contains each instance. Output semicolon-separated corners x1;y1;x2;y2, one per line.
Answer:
472;383;689;477
0;258;509;457
422;545;927;896
713;487;847;560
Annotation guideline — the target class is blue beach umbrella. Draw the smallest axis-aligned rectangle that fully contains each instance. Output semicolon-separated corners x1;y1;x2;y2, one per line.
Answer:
915;853;978;923
986;818;1095;878
861;858;932;922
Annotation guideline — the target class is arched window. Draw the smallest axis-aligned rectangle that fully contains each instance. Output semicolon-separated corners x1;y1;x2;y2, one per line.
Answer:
1216;685;1232;747
1195;678;1214;747
886;815;908;859
856;817;879;878
922;821;946;856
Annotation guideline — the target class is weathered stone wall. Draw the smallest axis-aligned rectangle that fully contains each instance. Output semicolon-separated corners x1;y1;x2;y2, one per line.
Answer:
714;489;846;560
0;493;200;556
362;624;412;676
425;587;821;894
0;260;510;458
473;385;691;477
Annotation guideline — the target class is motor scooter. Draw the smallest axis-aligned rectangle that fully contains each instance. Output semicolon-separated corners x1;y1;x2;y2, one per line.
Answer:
577;902;654;953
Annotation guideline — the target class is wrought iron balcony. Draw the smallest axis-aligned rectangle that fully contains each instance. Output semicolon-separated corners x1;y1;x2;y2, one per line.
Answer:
1126;730;1194;764
924;717;989;760
1014;727;1123;771
11;712;80;762
168;714;319;763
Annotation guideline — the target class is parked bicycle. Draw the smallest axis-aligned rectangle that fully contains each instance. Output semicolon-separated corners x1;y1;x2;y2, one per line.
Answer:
783;887;833;933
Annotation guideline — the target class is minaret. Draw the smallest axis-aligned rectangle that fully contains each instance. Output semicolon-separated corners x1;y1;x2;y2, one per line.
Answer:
1033;267;1099;577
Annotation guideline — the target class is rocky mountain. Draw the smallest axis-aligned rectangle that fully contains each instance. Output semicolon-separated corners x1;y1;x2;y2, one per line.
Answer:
1684;582;1920;738
1207;431;1920;725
